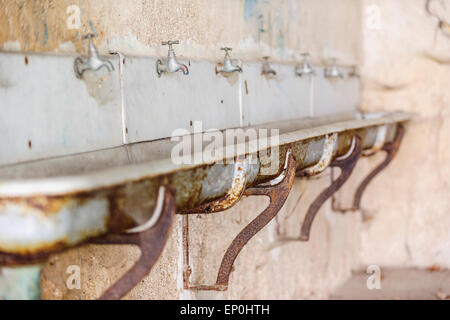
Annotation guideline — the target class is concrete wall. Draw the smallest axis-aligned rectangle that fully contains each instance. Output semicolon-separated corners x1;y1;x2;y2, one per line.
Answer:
0;0;361;65
354;0;450;268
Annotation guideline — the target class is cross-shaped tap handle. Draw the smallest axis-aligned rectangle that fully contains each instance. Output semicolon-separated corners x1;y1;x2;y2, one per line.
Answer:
162;40;180;48
221;47;232;53
82;33;97;40
301;53;311;60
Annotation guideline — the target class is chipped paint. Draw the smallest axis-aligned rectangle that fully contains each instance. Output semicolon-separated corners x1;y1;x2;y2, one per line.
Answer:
0;0;361;65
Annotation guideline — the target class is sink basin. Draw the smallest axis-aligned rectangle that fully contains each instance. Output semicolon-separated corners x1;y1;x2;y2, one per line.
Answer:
0;111;411;265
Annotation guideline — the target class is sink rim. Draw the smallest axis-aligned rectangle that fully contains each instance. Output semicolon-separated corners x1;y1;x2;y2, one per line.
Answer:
0;111;412;197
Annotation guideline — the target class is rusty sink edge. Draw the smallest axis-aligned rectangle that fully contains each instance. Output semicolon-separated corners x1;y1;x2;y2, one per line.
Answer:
0;118;410;265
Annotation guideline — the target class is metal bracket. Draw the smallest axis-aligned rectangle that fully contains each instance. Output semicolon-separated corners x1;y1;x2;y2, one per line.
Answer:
94;185;176;300
331;123;405;214
182;150;296;291
299;135;361;241
353;123;405;214
277;136;361;243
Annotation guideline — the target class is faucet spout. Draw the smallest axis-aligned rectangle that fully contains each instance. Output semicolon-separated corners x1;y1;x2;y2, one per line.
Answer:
157;40;190;77
74;33;115;79
177;63;189;75
295;53;315;77
261;57;277;77
216;47;242;75
324;58;344;79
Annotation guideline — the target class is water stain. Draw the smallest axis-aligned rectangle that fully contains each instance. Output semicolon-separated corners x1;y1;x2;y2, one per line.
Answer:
81;68;118;106
43;23;48;46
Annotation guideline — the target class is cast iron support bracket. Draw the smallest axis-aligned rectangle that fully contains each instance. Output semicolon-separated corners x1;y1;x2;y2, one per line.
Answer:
182;150;296;291
299;135;361;241
331;123;405;214
277;135;362;243
94;185;176;300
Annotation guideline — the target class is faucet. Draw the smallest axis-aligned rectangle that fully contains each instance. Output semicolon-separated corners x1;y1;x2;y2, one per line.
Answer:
215;47;243;74
295;53;315;77
324;58;344;79
261;56;277;76
74;33;114;79
156;40;189;77
348;65;360;78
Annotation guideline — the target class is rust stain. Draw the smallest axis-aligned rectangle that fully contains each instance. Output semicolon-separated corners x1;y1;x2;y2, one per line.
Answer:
0;239;68;266
28;140;32;149
0;195;71;216
428;264;441;272
24;56;28;65
244;80;248;94
25;196;69;215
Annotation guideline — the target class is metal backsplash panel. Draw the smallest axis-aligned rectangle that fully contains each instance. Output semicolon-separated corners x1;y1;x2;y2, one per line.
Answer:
313;67;360;116
241;62;312;126
0;53;123;166
123;57;242;143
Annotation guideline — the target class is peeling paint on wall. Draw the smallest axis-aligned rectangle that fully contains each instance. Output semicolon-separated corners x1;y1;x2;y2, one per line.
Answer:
0;0;361;65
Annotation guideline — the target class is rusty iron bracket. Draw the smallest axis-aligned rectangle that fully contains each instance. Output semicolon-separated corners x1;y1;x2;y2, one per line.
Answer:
276;135;362;243
93;185;176;300
353;123;405;213
331;123;405;214
182;150;296;291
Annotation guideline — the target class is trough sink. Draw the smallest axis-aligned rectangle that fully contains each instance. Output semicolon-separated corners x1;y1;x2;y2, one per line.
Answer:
0;111;411;264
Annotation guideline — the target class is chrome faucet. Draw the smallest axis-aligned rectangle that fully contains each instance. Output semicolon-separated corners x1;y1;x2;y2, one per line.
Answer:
156;40;189;77
74;33;114;79
261;56;277;76
295;53;315;77
216;47;242;74
324;58;344;79
348;65;360;78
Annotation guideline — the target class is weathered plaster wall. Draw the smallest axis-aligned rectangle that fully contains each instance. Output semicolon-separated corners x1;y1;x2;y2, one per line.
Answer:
335;0;450;269
0;0;361;65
